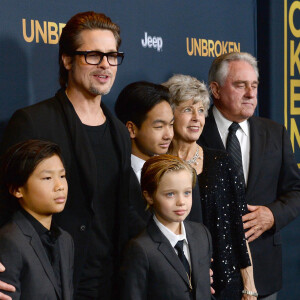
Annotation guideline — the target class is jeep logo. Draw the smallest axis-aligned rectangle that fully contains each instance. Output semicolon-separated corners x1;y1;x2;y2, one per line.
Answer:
141;32;163;52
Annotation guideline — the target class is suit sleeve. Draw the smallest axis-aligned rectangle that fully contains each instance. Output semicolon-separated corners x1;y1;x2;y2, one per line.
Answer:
265;126;300;231
119;240;148;300
0;235;22;299
203;224;213;259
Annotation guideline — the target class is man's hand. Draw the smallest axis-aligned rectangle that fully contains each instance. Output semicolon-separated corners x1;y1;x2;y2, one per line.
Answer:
0;263;15;300
242;205;275;242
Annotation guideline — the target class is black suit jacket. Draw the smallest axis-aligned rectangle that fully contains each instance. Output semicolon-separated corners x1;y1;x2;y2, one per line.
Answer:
119;219;212;300
0;211;74;300
128;168;151;238
198;107;300;295
0;89;132;291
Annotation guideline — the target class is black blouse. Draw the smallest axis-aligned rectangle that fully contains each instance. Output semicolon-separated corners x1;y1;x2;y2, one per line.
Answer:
194;147;251;299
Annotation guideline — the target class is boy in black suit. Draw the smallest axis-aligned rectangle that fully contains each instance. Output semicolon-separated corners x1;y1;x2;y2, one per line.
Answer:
0;140;74;300
115;81;174;237
119;154;212;300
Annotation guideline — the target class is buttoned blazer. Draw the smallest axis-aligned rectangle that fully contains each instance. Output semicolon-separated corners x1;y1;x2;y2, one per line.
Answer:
119;219;212;300
0;211;74;300
0;89;132;290
198;107;300;295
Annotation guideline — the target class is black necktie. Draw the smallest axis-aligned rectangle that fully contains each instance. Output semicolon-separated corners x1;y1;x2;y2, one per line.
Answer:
226;122;245;184
175;240;190;275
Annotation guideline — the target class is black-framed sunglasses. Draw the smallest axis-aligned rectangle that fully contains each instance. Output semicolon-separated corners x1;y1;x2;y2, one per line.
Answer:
73;50;124;66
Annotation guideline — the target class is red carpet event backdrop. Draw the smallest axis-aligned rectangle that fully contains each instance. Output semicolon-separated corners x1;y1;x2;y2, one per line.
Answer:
0;0;299;298
0;0;256;119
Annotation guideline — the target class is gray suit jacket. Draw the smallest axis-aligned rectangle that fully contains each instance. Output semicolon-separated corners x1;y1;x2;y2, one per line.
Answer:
119;219;212;300
0;211;74;300
198;107;300;295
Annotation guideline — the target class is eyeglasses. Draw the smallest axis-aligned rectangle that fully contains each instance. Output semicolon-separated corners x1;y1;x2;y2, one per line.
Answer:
73;50;124;66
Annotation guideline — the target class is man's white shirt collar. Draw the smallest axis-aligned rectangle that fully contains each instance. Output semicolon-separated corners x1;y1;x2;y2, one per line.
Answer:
213;106;249;140
131;154;146;183
212;106;250;183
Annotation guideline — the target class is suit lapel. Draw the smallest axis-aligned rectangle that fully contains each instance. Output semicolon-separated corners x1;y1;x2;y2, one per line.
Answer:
101;103;127;166
246;117;266;198
102;102;131;254
185;223;199;287
13;211;61;298
147;219;190;287
59;237;71;300
199;107;225;150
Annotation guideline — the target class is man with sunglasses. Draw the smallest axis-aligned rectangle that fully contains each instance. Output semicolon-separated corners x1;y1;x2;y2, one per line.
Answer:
0;11;131;300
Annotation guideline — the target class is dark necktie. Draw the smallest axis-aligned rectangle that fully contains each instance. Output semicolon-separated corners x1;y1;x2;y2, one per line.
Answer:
226;122;245;184
175;240;190;275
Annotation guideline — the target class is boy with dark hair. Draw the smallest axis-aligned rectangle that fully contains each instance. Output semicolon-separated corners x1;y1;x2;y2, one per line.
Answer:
115;81;173;164
0;140;73;300
115;81;174;236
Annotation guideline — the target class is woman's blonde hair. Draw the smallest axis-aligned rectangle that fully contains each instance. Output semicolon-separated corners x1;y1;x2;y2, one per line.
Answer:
162;74;210;116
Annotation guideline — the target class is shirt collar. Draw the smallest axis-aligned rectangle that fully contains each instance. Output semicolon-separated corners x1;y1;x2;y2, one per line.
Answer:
153;215;188;248
20;208;61;241
213;106;249;137
131;154;146;174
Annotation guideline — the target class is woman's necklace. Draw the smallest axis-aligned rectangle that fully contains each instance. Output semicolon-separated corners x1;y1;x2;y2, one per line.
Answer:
185;146;201;166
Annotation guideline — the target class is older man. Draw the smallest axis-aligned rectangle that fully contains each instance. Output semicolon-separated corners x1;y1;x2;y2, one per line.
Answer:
199;52;300;299
0;11;131;300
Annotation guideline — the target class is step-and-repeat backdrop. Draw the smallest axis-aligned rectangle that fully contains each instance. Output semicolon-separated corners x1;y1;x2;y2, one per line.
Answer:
0;0;256;121
0;0;298;298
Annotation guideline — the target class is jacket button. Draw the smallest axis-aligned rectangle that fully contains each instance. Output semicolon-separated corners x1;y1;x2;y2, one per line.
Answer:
80;225;86;232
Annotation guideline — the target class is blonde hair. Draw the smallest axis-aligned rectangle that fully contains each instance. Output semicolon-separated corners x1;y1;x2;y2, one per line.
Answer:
162;74;210;116
141;154;196;198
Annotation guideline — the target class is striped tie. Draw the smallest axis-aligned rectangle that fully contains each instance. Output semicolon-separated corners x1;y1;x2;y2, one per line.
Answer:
226;122;245;184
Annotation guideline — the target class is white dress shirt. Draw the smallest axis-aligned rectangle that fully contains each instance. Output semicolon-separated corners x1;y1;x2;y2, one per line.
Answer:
153;215;191;267
213;106;250;184
131;154;146;183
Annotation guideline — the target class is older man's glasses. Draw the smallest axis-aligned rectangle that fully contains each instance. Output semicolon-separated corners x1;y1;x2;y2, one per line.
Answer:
73;51;124;66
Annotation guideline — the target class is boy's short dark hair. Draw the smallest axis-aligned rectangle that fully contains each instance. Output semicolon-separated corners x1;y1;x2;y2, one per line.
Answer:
114;81;170;128
0;139;64;214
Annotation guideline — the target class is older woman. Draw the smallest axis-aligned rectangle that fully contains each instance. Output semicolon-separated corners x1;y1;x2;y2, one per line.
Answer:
163;74;257;300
